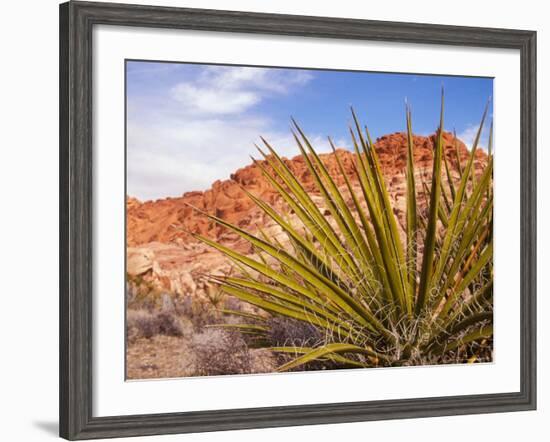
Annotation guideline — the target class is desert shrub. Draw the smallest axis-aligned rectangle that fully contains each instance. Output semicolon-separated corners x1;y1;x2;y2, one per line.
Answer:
222;295;246;313
194;97;494;372
178;295;219;331
190;328;252;376
266;316;322;348
127;309;183;344
126;274;165;310
204;281;226;310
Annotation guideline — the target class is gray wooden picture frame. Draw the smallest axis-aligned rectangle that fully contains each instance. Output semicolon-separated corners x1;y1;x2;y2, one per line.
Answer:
59;1;537;439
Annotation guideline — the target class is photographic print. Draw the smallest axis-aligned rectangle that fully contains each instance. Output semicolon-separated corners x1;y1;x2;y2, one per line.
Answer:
60;4;536;437
125;60;494;380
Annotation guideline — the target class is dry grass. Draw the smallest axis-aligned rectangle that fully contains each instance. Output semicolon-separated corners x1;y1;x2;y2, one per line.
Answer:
126;335;195;379
190;328;252;376
126;288;282;378
126;309;184;344
126;280;358;378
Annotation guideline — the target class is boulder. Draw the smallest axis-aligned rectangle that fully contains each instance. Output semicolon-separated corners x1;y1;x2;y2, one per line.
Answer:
127;247;154;276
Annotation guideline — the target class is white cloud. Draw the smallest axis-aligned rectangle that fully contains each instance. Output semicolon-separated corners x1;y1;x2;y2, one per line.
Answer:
171;84;259;115
128;65;325;200
170;66;313;116
201;66;312;94
457;123;490;151
127;115;340;201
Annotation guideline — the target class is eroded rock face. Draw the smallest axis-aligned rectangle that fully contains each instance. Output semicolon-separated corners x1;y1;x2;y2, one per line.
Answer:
126;131;488;298
127;247;154;276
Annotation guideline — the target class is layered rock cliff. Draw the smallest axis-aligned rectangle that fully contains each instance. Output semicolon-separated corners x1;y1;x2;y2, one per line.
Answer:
126;131;487;300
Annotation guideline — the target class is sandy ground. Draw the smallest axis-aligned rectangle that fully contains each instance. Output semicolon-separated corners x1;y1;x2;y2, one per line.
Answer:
126;333;278;380
126;335;196;380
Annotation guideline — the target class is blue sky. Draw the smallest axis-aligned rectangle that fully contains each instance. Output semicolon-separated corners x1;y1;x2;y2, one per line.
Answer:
127;60;493;201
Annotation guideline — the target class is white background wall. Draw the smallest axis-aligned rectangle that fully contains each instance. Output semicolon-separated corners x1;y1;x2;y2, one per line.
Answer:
0;0;547;440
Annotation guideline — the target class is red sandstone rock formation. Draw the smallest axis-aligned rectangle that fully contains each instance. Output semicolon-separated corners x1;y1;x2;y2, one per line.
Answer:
126;131;488;299
127;131;485;247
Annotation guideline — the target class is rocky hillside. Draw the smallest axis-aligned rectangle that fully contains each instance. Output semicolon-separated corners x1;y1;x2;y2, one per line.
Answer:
126;131;487;300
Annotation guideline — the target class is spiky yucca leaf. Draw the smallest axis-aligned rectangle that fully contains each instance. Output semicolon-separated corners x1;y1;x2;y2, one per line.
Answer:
193;97;493;371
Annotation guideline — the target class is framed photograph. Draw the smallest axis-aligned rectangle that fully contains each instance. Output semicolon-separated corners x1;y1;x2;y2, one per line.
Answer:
59;1;537;439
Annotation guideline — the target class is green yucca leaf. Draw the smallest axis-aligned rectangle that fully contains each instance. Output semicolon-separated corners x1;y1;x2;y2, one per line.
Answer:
196;231;382;333
195;219;396;340
275;343;385;372
405;105;418;301
192;96;493;371
219;276;359;333
428;164;493;313
290;127;377;290
416;89;445;315
453;129;464;177
429;104;489;306
439;280;493;334
206;323;269;333
242;186;350;289
440;171;454;215
328;139;394;309
218;309;267;322
270;346;379;368
440;325;493;354
347;129;404;314
443;147;457;202
348;127;382;220
438;312;492;343
420;180;449;228
219;284;355;341
349;112;410;315
362;121;410;314
255;142;362;282
439;241;493;319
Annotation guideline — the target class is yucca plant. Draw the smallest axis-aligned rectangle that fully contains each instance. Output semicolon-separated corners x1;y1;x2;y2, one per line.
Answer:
190;92;493;371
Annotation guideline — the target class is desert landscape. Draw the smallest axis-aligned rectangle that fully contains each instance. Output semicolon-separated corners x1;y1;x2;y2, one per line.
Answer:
126;130;491;379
